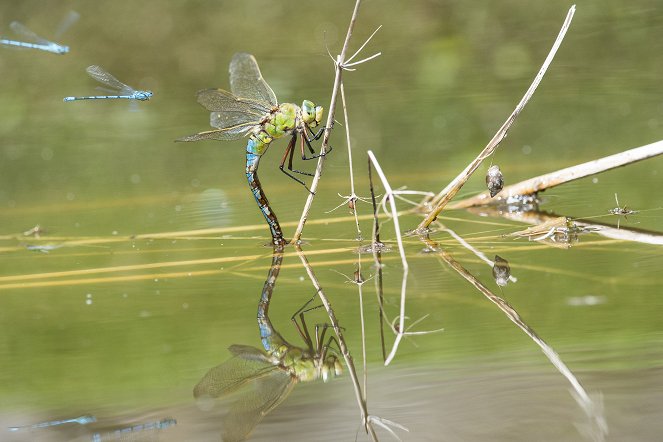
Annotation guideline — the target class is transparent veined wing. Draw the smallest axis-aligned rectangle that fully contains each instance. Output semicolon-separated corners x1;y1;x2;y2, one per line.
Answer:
229;53;278;106
193;346;276;399
54;10;80;38
9;21;49;44
222;368;295;442
196;88;272;129
86;65;134;94
177;127;254;142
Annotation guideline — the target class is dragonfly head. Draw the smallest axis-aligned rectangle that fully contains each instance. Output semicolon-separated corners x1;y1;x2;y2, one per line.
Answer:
301;100;324;128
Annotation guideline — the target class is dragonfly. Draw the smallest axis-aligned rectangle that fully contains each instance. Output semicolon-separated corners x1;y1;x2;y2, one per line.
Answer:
194;251;341;442
0;11;79;55
177;53;327;246
64;65;153;102
91;418;176;442
8;414;96;432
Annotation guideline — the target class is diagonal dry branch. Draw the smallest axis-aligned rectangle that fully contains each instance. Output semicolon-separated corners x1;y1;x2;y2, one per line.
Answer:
416;5;576;232
449;139;663;209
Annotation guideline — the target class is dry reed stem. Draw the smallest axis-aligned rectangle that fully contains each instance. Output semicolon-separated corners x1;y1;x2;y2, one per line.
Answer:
417;5;576;232
449;139;663;209
368;151;443;365
291;0;365;243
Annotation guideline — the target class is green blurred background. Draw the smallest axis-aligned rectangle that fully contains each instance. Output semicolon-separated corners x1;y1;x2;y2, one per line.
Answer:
1;1;662;441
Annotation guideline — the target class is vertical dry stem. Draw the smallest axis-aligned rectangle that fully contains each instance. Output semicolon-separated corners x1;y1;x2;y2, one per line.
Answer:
291;0;363;243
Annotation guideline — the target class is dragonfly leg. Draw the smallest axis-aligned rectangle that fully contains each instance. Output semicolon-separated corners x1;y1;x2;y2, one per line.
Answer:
301;127;333;160
279;135;315;193
315;324;342;356
291;293;324;353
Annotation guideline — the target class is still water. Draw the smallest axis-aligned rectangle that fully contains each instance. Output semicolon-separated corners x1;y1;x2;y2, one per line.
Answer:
1;1;663;441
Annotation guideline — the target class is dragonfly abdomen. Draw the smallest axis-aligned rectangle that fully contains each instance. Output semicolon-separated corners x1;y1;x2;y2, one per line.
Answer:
245;150;285;245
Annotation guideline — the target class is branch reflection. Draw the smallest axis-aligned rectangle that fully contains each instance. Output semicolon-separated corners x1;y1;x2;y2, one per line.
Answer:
193;247;341;442
421;236;608;442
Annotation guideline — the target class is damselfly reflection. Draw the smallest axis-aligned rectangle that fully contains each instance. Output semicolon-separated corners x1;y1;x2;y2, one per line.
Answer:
0;11;78;55
8;414;95;432
194;250;341;442
64;66;152;102
91;418;176;442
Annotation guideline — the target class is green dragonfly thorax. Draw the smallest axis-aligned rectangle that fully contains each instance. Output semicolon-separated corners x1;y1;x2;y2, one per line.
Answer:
277;344;342;383
251;101;323;156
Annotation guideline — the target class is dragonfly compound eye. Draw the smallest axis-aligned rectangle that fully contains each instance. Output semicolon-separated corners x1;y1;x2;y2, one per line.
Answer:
301;100;319;126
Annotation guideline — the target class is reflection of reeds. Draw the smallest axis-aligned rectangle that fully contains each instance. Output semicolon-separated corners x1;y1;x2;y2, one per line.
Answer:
294;245;379;441
425;240;608;442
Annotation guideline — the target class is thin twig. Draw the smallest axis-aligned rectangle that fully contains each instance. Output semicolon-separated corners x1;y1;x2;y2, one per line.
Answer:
449;139;663;209
291;0;380;243
417;5;576;232
290;0;362;243
367;151;410;365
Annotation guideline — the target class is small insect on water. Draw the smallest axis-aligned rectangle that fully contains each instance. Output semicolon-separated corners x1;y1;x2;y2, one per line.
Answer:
492;255;511;287
608;193;637;229
486;165;504;198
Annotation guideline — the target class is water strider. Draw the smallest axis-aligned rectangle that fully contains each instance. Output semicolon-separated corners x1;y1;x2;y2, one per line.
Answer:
64;65;153;102
608;193;637;229
194;251;341;441
8;414;96;432
0;11;78;55
178;53;326;246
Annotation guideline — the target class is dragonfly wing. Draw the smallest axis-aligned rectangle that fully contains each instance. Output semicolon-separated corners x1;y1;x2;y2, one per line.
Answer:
193;350;275;399
197;88;271;115
229;53;278;106
9;21;48;44
222;369;295;442
85;65;131;93
177;124;254;142
228;344;271;361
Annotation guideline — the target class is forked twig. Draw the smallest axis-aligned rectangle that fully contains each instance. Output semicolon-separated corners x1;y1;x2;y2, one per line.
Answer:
416;5;576;232
291;0;381;244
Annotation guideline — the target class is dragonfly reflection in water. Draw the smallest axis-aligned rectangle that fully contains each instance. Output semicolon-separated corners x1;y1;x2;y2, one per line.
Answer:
0;11;79;55
64;65;153;102
178;53;327;246
7;415;96;432
194;250;342;441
